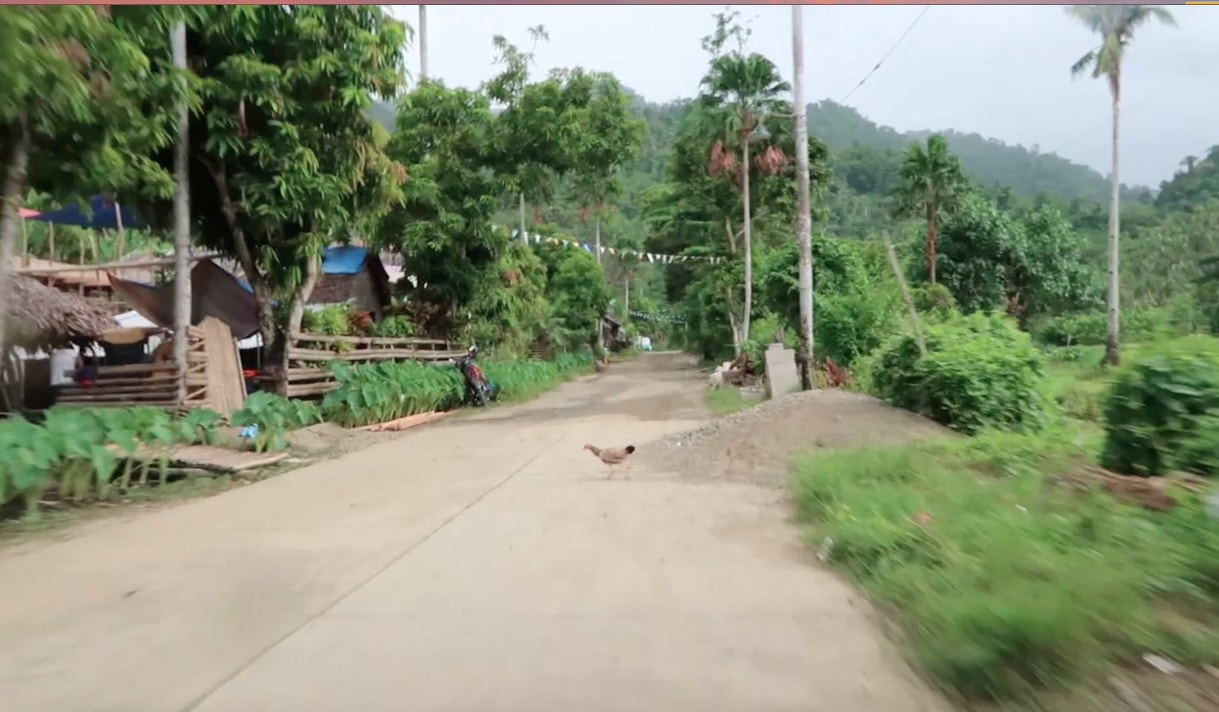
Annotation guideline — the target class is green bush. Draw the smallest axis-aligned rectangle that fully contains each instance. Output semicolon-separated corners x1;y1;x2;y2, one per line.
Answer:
1032;307;1182;347
1100;336;1219;477
758;238;900;368
301;305;353;335
870;313;1047;435
911;282;957;319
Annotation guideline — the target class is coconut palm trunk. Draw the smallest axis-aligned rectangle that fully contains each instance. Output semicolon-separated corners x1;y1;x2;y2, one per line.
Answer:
740;134;752;352
925;206;938;284
1104;71;1121;366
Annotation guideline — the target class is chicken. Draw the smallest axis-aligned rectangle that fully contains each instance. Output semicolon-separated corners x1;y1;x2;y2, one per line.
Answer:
583;444;637;479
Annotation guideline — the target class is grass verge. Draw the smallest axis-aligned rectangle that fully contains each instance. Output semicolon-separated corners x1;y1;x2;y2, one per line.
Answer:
791;421;1219;706
704;387;755;416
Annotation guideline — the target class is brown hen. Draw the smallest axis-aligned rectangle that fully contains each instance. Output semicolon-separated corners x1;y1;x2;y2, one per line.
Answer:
583;444;636;479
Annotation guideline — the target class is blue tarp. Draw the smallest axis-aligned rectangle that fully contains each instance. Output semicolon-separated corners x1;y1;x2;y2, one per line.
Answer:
322;245;368;275
28;195;146;230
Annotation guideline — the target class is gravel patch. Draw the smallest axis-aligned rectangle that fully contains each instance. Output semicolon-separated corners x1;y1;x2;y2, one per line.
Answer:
644;389;949;488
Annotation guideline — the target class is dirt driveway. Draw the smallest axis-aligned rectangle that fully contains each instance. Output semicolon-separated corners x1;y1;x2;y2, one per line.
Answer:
0;352;949;712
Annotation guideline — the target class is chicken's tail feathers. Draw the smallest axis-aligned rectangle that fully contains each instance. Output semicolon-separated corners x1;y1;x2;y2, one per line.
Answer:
625;445;636;454
583;444;601;455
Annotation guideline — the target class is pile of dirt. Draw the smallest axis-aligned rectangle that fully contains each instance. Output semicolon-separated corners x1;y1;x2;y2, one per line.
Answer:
645;389;948;487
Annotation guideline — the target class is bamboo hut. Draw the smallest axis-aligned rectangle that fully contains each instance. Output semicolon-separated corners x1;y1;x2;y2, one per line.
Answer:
3;274;117;351
1;275;118;411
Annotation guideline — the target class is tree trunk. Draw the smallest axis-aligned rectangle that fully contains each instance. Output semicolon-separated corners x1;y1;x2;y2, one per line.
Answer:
594;213;601;265
203;156;283;386
0;113;31;368
925;208;938;284
740;136;753;354
171;20;192;406
728;308;741;358
1103;72;1122;367
418;5;429;81
518;192;527;244
286;253;321;342
792;5;814;391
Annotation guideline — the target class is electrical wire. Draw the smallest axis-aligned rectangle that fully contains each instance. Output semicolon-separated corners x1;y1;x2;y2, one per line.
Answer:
840;6;931;105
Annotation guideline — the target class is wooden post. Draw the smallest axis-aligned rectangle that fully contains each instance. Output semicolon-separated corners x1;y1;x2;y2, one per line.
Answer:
114;201;125;261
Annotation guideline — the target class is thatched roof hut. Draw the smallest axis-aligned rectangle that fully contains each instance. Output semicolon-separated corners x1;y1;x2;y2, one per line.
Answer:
3;274;117;351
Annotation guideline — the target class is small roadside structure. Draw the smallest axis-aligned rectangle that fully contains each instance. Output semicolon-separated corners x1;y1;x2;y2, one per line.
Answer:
3;274;117;353
1;275;118;411
308;245;392;319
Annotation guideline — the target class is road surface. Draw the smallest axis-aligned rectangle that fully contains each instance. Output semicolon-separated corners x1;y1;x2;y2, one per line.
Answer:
0;352;949;712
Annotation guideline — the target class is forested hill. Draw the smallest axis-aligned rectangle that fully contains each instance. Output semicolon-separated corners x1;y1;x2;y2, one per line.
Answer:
807;100;1139;203
371;91;1137;206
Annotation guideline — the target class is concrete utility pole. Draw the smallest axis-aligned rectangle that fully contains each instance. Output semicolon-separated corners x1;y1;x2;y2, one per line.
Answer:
418;6;429;81
172;21;192;404
792;6;815;391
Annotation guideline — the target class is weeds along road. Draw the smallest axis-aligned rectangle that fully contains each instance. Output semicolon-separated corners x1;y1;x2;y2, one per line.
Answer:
0;352;949;712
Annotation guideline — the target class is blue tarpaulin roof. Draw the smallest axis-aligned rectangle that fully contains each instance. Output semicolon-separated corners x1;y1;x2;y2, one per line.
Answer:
322;245;369;275
28;195;146;231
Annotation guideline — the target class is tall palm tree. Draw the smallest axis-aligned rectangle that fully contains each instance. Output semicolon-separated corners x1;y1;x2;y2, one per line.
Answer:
700;51;789;348
892;134;965;284
1067;5;1175;366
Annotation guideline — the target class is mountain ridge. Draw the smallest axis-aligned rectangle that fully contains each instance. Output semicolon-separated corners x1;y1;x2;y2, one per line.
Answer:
369;92;1138;205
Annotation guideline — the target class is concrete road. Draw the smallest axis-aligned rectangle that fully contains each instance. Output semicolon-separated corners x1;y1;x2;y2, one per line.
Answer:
0;353;949;712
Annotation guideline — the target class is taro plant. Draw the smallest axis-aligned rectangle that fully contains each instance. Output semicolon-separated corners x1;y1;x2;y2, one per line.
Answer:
319;353;597;427
321;360;465;428
0;405;225;516
230;391;321;453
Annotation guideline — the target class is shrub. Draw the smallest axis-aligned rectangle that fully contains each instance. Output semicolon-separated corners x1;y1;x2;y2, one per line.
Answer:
1032;307;1183;347
301;305;353;336
1100;336;1219;477
870;312;1047;435
911;282;957;319
758;238;900;368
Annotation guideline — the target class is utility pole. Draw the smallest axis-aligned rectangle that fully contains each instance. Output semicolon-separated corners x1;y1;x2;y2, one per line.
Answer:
792;5;815;391
172;21;192;404
418;6;429;82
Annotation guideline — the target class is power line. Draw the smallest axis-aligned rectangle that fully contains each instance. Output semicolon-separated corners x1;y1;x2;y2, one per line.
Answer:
840;6;931;105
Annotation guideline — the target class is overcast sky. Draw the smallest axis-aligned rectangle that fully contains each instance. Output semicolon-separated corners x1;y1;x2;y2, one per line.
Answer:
386;4;1218;187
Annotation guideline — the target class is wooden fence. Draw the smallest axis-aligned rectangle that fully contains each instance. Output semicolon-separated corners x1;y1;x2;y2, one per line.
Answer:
56;335;210;411
273;332;464;398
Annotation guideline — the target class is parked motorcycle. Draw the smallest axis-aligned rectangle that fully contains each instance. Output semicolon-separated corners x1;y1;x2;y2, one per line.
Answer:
455;345;494;406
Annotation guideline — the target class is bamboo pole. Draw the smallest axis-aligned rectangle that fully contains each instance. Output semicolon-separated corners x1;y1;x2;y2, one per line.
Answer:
13;252;220;276
883;231;926;358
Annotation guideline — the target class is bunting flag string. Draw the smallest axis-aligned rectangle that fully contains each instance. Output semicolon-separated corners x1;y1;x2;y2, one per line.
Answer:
627;309;686;325
506;227;726;265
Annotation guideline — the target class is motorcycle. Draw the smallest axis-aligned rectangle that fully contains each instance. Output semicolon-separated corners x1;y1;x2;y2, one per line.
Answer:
455;345;494;406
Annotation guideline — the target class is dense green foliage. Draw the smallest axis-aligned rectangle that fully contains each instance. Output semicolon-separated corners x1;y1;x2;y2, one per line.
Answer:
320;355;593;428
871;313;1047;435
1101;337;1219;477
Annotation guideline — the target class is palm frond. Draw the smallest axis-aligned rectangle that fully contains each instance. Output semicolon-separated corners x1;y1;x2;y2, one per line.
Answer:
1070;49;1098;77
